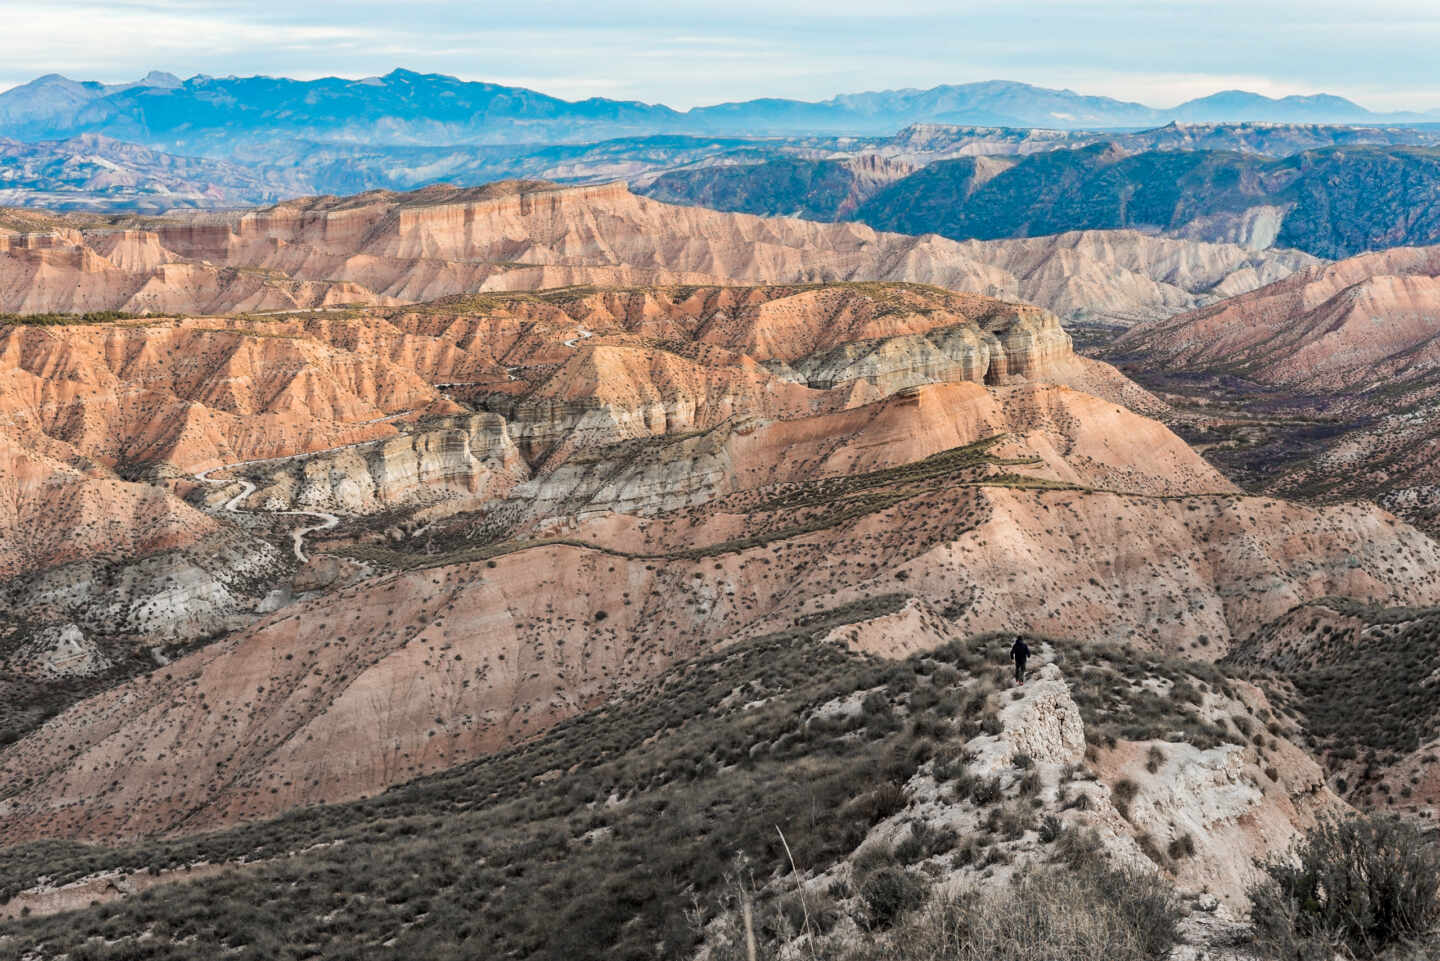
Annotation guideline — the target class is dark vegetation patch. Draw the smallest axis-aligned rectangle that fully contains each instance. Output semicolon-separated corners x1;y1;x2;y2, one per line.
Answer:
1249;816;1440;960
854;144;1440;260
1226;600;1440;784
0;310;142;326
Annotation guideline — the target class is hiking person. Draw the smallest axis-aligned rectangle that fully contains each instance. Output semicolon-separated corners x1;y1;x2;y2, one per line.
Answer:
1009;636;1030;685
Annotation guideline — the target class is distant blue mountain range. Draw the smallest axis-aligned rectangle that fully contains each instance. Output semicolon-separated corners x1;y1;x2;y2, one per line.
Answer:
1;69;1436;157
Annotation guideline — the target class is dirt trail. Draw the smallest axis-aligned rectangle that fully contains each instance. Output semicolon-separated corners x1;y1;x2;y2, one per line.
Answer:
195;464;337;563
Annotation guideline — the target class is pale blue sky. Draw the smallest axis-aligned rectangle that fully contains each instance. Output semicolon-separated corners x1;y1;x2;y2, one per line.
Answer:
6;0;1440;111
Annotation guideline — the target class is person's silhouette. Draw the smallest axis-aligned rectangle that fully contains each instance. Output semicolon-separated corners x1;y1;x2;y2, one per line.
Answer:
1009;636;1030;685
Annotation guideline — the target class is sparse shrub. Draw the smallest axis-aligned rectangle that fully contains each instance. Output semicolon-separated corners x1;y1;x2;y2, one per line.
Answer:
1167;834;1196;860
850;781;908;826
995;803;1030;840
895;821;957;864
1136;833;1166;867
851;850;1178;960
861;691;891;716
1248;816;1440;959
854;843;899;879
932;748;969;782
860;867;930;929
1038;815;1063;844
1112;778;1139;820
971;777;1003;806
1145;746;1166;774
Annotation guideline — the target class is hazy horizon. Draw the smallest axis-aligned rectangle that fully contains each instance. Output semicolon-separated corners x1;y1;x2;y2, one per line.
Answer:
7;67;1439;119
4;0;1440;112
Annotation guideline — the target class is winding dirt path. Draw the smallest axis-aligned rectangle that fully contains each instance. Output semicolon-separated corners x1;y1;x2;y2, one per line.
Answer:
195;463;338;563
562;326;594;349
192;409;421;562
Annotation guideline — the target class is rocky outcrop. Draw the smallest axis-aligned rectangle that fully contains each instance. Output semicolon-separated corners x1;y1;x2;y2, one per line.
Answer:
783;306;1072;391
237;414;528;514
1094;681;1345;907
967;664;1087;776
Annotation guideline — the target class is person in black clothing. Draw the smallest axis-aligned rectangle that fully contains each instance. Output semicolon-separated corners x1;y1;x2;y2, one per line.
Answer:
1009;636;1030;685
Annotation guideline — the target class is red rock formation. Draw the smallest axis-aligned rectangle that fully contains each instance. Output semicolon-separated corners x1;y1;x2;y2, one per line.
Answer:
0;182;1314;322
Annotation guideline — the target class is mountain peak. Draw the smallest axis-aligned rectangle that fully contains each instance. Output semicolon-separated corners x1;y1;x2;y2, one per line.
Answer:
138;70;182;89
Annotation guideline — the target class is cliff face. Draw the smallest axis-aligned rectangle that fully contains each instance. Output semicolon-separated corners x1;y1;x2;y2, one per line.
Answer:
0;181;1315;325
782;305;1072;391
235;414;528;514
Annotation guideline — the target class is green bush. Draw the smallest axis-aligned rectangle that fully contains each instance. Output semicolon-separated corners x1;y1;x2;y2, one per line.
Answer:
1249;816;1440;959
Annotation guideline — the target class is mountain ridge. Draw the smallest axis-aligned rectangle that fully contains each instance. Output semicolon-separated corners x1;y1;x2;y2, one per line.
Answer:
3;70;1436;154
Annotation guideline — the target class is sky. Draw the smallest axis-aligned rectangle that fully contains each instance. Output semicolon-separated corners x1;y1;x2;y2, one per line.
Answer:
5;0;1440;112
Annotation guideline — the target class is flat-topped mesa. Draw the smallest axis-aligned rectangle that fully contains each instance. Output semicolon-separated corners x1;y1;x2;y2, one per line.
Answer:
145;180;625;263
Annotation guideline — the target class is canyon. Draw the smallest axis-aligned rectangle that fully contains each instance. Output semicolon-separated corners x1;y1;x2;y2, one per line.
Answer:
1;179;1438;960
1113;245;1440;536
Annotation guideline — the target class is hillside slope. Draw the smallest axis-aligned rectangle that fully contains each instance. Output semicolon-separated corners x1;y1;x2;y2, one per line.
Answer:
1113;246;1440;534
4;369;1437;842
854;144;1440;259
0;625;1347;958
